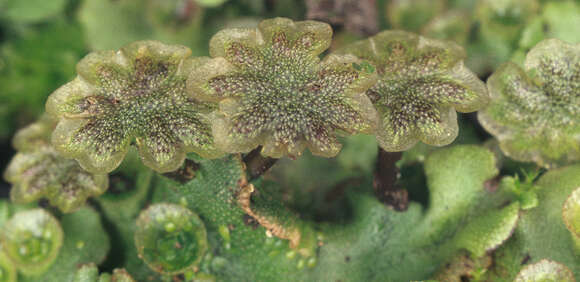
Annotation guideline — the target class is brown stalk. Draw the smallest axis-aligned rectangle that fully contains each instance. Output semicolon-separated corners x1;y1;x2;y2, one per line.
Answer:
373;147;408;211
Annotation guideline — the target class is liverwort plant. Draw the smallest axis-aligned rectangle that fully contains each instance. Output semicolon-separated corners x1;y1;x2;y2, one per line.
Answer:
337;30;488;209
339;30;488;151
4;115;108;213
188;18;378;159
2;8;580;280
46;40;222;174
478;39;580;168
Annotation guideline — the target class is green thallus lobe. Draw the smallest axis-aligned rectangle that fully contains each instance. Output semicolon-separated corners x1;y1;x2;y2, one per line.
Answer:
338;30;488;152
4;116;108;213
45;17;491;168
478;38;580;168
188;17;379;158
46;40;221;174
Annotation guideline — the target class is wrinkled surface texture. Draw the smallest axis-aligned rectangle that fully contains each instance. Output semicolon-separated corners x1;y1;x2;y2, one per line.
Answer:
339;30;488;151
188;17;378;158
46;40;219;173
479;39;580;168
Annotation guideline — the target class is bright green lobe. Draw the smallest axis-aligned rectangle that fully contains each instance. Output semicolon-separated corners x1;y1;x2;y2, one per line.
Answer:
4;117;108;213
190;18;378;158
478;39;580;168
47;41;220;173
338;30;488;152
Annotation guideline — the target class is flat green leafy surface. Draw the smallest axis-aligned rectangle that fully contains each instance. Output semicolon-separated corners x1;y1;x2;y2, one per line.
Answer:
419;145;499;241
313;195;432;281
312;145;509;281
149;145;529;281
485;164;580;280
514;165;580;277
154;155;313;281
453;202;520;257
